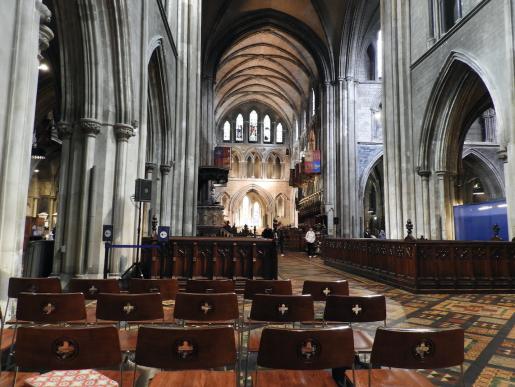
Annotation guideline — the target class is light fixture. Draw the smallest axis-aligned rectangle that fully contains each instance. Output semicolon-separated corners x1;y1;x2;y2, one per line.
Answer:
472;181;484;195
31;146;46;160
374;111;381;121
497;204;507;208
38;62;50;72
34;169;40;173
478;205;492;211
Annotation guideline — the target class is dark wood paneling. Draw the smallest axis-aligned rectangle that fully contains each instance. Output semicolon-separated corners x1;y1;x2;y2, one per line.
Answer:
142;237;277;280
322;238;514;293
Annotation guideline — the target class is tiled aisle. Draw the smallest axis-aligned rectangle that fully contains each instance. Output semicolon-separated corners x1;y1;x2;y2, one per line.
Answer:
278;252;515;387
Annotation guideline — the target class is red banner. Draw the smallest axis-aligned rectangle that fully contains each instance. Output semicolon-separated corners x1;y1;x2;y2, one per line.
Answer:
304;150;321;174
214;147;231;169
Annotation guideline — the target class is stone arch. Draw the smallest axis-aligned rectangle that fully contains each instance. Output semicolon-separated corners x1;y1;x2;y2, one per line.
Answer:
461;150;505;202
229;184;275;228
418;51;505;239
359;155;384;236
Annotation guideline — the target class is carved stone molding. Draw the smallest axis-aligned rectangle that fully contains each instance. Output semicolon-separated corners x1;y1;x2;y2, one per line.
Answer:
57;121;73;140
114;123;135;142
79;118;101;137
38;25;54;59
416;167;431;179
160;164;172;174
145;162;157;174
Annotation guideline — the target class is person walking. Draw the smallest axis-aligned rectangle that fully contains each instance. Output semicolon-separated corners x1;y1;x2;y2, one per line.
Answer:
305;227;316;259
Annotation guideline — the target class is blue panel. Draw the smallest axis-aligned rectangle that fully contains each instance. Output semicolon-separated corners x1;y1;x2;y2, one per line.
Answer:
453;200;508;241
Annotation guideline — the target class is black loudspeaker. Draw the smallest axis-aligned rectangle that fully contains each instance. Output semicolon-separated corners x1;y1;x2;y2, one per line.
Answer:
157;226;170;242
334;217;339;225
102;225;113;242
135;179;152;202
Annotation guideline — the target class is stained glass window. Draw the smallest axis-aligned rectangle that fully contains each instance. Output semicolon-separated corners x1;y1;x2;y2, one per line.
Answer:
223;121;231;141
236;114;243;142
249;110;258;142
276;123;283;143
263;115;271;143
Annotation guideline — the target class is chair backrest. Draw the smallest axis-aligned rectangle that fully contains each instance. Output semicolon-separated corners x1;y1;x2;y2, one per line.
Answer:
249;294;314;323
301;280;349;301
96;293;164;322
128;279;178;301
16;326;121;370
370;327;464;369
185;279;235;294
135;326;236;370
243;279;292;300
257;327;354;370
68;278;120;300
324;294;386;323
174;293;239;322
16;293;86;323
8;277;61;298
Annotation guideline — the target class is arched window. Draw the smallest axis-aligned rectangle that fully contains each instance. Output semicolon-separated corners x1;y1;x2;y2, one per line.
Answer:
276;123;283;143
311;88;316;116
223;121;231;141
295;120;299;141
241;195;251;226
440;0;462;33
231;154;240;177
275;195;285;218
246;156;253;178
252;202;261;227
263;115;271;143
249;110;258;142
377;30;383;79
366;44;376;80
273;156;281;179
236;114;244;142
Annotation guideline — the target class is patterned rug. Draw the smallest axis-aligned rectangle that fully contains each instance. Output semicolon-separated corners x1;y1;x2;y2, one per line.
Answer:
276;252;515;386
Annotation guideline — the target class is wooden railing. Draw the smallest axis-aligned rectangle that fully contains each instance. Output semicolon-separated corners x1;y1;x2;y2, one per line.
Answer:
322;238;515;293
141;237;277;280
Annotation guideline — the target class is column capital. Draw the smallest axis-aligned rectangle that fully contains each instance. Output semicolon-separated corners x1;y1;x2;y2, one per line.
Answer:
498;147;508;163
114;123;135;141
145;162;157;173
79;118;101;137
57;121;73;140
160;164;172;174
415;166;431;178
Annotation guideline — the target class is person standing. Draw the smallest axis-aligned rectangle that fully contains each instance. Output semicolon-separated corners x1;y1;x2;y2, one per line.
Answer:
305;227;316;259
262;225;274;239
278;227;285;256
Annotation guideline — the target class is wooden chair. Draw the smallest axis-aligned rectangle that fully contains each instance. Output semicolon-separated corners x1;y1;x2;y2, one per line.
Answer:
244;294;315;383
324;294;386;353
16;293;87;324
96;293;165;352
5;277;62;324
68;278;120;300
1;325;135;386
346;327;465;386
243;280;292;300
186;279;235;294
301;280;349;301
174;293;239;324
128;279;178;323
255;326;355;387
134;325;237;387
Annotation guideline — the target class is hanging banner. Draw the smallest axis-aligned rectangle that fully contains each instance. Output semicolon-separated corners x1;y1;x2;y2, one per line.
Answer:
214;146;231;169
304;150;321;174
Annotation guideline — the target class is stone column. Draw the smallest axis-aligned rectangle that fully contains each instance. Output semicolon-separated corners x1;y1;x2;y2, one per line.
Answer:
52;121;73;274
143;162;156;236
73;118;100;275
0;0;52;312
160;164;172;226
435;170;454;239
111;123;135;274
321;81;336;236
417;169;431;239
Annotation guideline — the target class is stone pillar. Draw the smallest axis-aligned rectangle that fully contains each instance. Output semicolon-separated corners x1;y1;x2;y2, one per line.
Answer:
435;170;454;240
160;164;172;226
499;147;513;238
52;121;73;274
0;0;52;312
417;169;431;239
321;81;336;236
111;123;135;274
143;162;156;236
73;118;100;275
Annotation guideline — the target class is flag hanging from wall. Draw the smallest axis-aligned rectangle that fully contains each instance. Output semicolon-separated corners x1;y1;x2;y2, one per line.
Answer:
214;146;231;169
304;150;321;174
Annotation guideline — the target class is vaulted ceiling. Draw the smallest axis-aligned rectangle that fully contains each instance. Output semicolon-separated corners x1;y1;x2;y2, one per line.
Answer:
203;0;380;126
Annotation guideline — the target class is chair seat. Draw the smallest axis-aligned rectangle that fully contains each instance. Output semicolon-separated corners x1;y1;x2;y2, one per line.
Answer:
0;371;137;387
149;370;236;387
346;369;435;387
1;328;16;352
353;329;373;352
252;370;337;387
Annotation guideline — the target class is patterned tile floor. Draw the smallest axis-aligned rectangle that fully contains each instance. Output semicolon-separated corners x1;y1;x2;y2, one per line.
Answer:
277;252;515;387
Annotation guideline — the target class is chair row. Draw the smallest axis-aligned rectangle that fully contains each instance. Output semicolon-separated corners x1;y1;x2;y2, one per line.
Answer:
1;324;465;387
3;277;351;301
